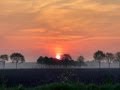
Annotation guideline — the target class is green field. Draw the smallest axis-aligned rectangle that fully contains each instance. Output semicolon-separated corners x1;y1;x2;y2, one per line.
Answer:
1;83;120;90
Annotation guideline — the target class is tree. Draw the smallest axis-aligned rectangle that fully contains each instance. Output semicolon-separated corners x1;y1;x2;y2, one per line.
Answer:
77;56;85;67
10;53;25;69
61;54;72;61
61;54;73;67
37;56;56;67
105;53;114;68
37;56;44;64
37;56;45;68
44;56;52;65
94;50;105;68
0;54;8;69
115;52;120;68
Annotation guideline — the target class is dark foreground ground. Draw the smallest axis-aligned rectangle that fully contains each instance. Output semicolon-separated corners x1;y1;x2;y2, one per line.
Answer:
0;68;120;87
2;83;120;90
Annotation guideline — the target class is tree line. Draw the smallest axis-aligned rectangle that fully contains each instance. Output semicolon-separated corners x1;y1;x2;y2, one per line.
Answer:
1;50;120;69
37;54;85;67
0;53;25;69
94;50;120;68
37;50;120;68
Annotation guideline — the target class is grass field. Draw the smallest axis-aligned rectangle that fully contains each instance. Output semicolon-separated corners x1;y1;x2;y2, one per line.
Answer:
0;68;120;86
0;68;120;90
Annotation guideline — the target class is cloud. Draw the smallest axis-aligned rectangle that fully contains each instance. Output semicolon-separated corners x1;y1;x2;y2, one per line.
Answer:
0;0;120;62
0;0;120;53
0;0;33;15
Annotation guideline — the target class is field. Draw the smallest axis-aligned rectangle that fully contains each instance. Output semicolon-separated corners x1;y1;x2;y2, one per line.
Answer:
1;83;120;90
0;68;120;87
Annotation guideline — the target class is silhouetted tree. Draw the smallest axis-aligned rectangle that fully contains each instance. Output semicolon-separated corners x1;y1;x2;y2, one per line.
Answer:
61;54;73;67
37;56;44;64
94;50;105;68
115;52;120;68
10;53;25;69
37;56;45;68
77;56;85;67
49;57;58;65
61;54;72;61
0;54;8;69
105;53;114;68
37;56;58;67
37;54;88;68
44;56;51;65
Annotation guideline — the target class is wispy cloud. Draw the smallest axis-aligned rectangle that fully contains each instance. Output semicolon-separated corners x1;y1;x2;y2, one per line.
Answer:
0;0;119;38
0;0;120;60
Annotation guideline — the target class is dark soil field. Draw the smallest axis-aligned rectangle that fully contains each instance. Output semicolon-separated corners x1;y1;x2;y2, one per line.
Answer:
0;69;120;87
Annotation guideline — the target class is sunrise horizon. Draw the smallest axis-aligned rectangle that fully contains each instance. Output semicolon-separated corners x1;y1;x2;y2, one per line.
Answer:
0;0;120;62
0;1;120;89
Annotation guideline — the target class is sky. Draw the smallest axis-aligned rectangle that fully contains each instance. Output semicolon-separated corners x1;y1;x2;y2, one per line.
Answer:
0;0;120;62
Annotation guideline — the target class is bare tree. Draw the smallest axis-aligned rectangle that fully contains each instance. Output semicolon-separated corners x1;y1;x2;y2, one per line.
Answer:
61;54;72;61
105;53;115;68
115;52;120;68
10;53;25;69
77;56;85;68
0;54;8;69
61;54;73;67
94;50;105;68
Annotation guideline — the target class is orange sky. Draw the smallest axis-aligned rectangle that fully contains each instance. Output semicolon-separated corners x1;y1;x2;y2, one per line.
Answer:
0;0;120;61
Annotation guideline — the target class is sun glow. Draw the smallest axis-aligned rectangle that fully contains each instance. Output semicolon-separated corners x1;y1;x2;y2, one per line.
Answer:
54;46;63;59
56;54;61;59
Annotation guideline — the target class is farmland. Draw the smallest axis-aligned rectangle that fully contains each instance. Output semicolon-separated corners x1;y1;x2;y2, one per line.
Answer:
0;68;120;87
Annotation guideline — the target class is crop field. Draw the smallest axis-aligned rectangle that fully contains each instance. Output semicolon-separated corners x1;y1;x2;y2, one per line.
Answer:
0;68;120;87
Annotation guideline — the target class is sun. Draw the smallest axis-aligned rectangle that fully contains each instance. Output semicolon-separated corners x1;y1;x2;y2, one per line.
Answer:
56;54;61;59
